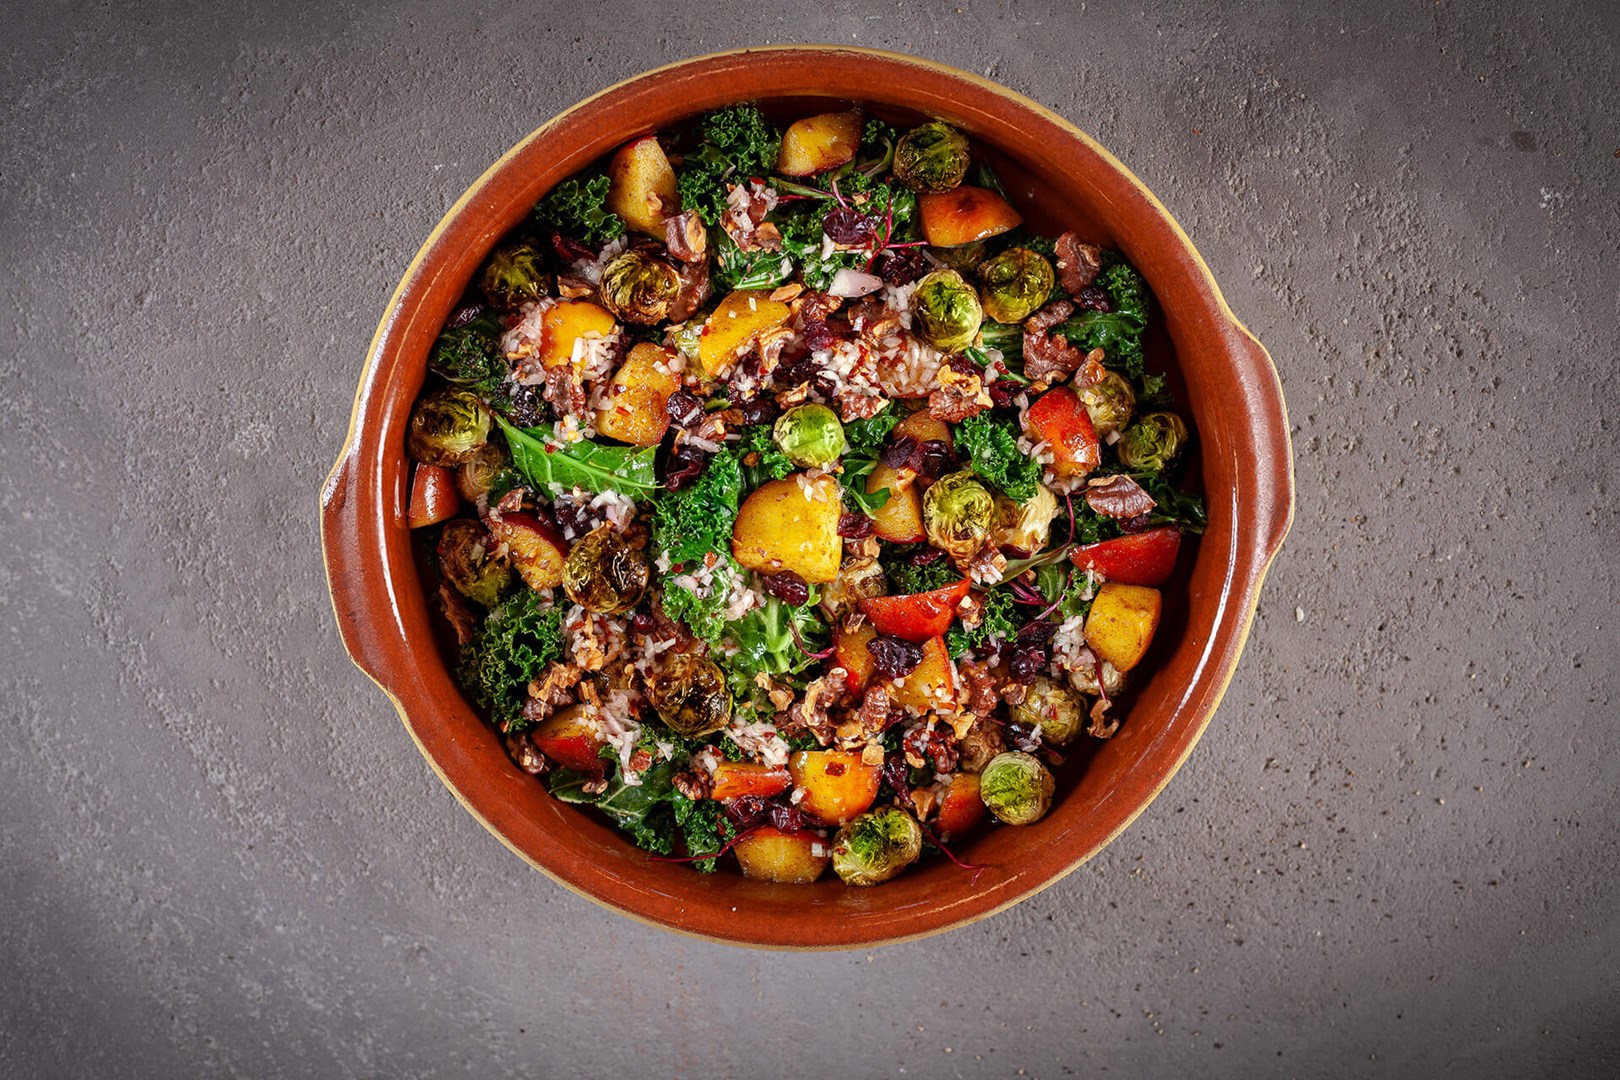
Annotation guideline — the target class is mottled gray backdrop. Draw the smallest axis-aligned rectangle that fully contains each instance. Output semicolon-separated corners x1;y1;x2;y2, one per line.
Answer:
3;1;1616;1077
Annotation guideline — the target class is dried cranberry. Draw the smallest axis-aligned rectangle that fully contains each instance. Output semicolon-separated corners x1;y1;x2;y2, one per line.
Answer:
909;547;945;566
988;381;1016;409
666;390;704;428
447;301;485;328
550;231;596;264
662;447;707;491
876;248;930;285
761;571;811;607
1074;285;1112;312
501;386;548;428
823;207;877;245
904;724;960;773
1119;512;1156;534
738;395;778;426
1016;621;1058;647
867;636;923;678
801;319;837;354
881;754;917;811
1008;645;1046;684
629;610;655;635
780;356;823;388
767;804;807;833
917;439;953;479
724;795;769;830
551;495;594;537
881;435;921;470
837;512;875;539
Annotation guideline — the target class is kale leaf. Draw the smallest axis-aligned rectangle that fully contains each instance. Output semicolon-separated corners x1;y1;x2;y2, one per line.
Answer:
955;413;1042;502
651;447;743;563
737;426;794;490
428;312;507;394
946;587;1017;658
496;416;659;497
882;550;960;596
457;590;562;732
713;232;794;292
532;173;625;247
719;596;827;703
838;406;899;515
677;105;780;226
1056;257;1151;378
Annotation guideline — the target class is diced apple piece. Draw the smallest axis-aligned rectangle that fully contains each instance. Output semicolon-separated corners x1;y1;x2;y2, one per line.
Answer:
530;704;605;772
834;621;880;695
859;579;971;643
775;109;863;176
1072;527;1182;587
892;410;953;451
878;636;956;715
1026;386;1101;477
1083;582;1162;672
788;750;882;826
918;185;1023;247
487;511;568;591
697;290;794;379
408;464;461;528
606;135;679;236
594;341;680;446
709;762;793;802
732;827;831;884
866;462;926;543
934;772;987;841
731;473;843;584
538;301;617;373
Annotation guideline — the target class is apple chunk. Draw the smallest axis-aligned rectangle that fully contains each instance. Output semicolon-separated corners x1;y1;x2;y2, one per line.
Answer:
487;511;568;591
775;110;863;176
788;751;881;826
732;828;830;884
530;705;605;772
918;185;1023;247
607;135;678;235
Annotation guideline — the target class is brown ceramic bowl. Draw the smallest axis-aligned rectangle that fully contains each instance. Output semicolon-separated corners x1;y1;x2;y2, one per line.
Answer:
320;46;1293;949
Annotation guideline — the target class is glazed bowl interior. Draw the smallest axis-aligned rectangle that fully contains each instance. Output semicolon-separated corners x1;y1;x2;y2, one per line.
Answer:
323;47;1291;949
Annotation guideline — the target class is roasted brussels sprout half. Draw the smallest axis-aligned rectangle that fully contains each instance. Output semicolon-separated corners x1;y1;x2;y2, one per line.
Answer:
923;471;996;561
407;389;492;466
479;240;551;310
773;403;847;470
561;526;649;614
436;519;513;608
979;751;1055;826
1010;676;1086;748
831;807;923;885
1078;371;1137;441
911;269;983;353
992;484;1058;555
455;443;508;503
599;249;681;325
893;121;971;193
978;247;1056;324
1118;411;1190;472
645;652;732;738
1068;658;1125;698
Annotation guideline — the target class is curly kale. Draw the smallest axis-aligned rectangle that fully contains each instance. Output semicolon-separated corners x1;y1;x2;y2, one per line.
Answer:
428;312;507;395
713;232;794;292
677;105;781;225
673;796;729;872
956;413;1042;502
1056;257;1151;378
532;173;625;247
946;587;1017;658
882;549;960;596
550;759;726;867
651;447;743;565
737;425;794;489
457;590;562;732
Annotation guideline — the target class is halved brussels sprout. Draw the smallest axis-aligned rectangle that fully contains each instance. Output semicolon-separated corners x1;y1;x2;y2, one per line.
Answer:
923;471;995;561
992;484;1058;555
561;526;649;614
893;121;971;193
1068;658;1125;698
979;751;1055;825
599;250;682;325
407;389;492;466
645;652;732;738
1010;676;1085;748
479;240;552;310
455;443;508;503
911;269;983;353
773;403;847;470
978;247;1056;324
1117;411;1190;472
1078;371;1137;441
831;806;924;885
436;519;513;608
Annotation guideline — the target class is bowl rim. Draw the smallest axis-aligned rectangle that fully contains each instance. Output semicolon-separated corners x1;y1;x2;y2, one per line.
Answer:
320;45;1294;949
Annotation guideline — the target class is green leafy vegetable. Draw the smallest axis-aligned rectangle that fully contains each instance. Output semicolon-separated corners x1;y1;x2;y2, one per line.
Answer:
882;550;960;596
651;447;742;563
673;795;728;872
496;415;659;497
428;312;507;395
955;413;1042;502
1055;258;1150;378
457;591;562;732
713;232;794;291
533;173;625;247
946;587;1017;658
719;596;827;703
838;406;899;515
660;558;736;646
1035;563;1094;621
844;407;900;455
737;425;794;489
677;105;781;225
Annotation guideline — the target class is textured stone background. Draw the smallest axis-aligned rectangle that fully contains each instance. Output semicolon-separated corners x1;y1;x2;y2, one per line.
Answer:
3;1;1616;1076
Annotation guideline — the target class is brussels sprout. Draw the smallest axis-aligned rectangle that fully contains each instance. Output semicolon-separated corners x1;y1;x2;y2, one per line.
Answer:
911;269;983;353
893;121;971;193
561;526;649;614
599;250;681;325
979;751;1055;826
408;389;492;466
1117;411;1190;472
645;652;732;738
773;403;847;470
831;806;924;885
479;240;552;310
992;484;1058;555
1010;676;1086;748
978;247;1056;324
436;519;513;608
1068;659;1125;698
923;471;996;561
456;443;508;503
1078;371;1137;441
930;240;989;274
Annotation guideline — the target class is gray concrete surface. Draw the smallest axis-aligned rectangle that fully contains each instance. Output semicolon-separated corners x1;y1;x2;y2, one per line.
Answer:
4;1;1616;1076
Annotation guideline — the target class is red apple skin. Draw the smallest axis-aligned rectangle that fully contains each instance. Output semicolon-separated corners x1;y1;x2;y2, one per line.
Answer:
934;773;988;841
1072;527;1182;586
1026;387;1101;476
709;762;793;802
835;622;879;694
858;579;971;643
530;707;605;772
487;511;568;591
408;465;461;528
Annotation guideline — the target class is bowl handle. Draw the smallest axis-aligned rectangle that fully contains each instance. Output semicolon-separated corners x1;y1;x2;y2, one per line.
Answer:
320;447;395;690
1231;325;1295;566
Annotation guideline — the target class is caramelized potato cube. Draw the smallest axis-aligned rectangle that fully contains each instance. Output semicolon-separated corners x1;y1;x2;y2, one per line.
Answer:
731;473;844;584
697;290;793;379
1083;582;1162;671
775;110;863;176
788;750;881;826
732;827;831;884
606;135;679;235
594;341;681;446
917;185;1023;247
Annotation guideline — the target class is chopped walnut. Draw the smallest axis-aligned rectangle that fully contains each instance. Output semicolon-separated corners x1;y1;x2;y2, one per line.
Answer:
963;545;1008;587
523;661;584;726
956;722;1006;773
1084;474;1157;519
783;671;846;746
1023;299;1075;334
955;660;1000;724
506;732;548;775
580;777;610;796
1054;232;1103;294
556;275;595;299
672;769;712;800
1088;697;1120;739
437;582;480;647
769;282;805;303
999;679;1031;707
793;291;843;324
663;210;708;263
666;257;711;323
861;740;886;767
1023;328;1088;385
927;364;992;422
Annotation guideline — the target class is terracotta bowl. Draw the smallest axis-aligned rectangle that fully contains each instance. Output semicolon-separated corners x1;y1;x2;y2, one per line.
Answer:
320;46;1293;949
